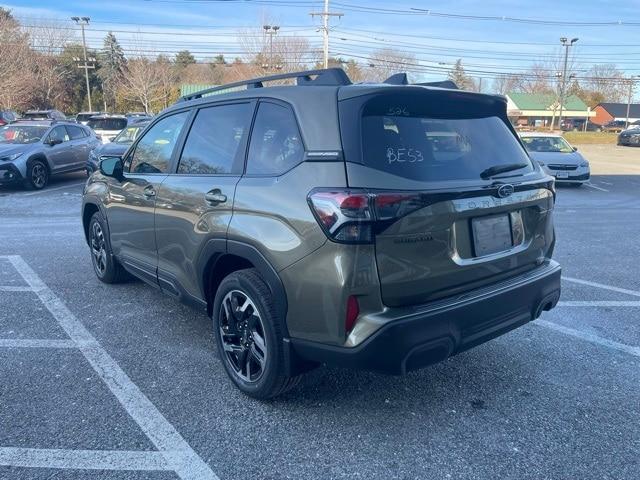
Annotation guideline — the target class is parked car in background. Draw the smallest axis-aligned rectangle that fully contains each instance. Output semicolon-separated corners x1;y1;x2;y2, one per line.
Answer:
0;120;99;190
75;111;105;125
561;118;600;132
22;109;66;121
617;127;640;147
520;132;590;185
86;121;150;175
82;68;561;399
126;112;149;118
599;120;627;133
86;115;130;144
0;110;19;126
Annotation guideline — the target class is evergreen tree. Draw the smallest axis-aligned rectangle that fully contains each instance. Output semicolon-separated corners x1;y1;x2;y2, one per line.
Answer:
175;50;196;69
448;59;476;91
98;32;126;111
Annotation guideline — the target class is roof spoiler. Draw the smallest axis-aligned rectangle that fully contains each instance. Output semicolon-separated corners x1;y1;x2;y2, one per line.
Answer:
179;67;352;102
383;73;459;90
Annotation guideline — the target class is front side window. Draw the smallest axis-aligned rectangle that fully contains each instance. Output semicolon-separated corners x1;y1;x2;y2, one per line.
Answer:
128;112;189;174
47;126;70;144
521;136;573;153
246;102;304;175
177;103;252;175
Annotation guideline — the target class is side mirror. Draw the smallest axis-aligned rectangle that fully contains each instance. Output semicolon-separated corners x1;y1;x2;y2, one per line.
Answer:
99;156;124;180
572;146;578;152
47;138;63;146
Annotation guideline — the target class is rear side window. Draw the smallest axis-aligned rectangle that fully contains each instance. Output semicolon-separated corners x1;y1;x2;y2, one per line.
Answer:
128;112;189;174
88;118;127;131
178;103;252;175
246;102;303;175
66;125;87;140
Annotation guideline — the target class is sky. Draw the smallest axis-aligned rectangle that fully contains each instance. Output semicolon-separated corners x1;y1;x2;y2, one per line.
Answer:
3;0;640;90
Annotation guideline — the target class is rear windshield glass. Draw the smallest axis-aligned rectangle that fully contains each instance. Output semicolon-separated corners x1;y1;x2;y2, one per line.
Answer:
361;114;533;182
87;118;127;131
521;136;573;153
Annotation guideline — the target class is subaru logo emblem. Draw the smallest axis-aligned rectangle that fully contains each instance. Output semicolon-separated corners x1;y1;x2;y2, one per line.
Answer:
497;184;514;198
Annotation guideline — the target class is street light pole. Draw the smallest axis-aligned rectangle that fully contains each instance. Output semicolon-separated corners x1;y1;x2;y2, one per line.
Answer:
71;16;93;111
557;37;578;131
263;25;280;72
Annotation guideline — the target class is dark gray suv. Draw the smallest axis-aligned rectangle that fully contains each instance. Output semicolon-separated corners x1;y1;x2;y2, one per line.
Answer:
82;69;561;399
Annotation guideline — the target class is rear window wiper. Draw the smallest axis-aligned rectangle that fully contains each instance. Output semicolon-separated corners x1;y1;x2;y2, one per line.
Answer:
480;162;529;180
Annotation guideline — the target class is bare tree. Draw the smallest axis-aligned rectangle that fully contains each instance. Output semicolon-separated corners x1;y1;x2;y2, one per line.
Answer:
118;57;165;114
492;74;521;95
367;48;416;82
0;8;37;109
27;20;76;108
582;64;627;105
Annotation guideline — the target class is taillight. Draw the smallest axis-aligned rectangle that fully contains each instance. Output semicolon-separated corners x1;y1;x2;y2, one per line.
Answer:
308;190;372;243
308;189;424;244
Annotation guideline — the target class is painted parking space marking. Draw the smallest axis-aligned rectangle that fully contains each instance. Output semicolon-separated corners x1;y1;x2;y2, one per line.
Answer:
0;286;34;292
0;255;219;480
537;320;640;358
19;181;86;197
0;339;77;349
584;182;609;192
0;448;170;471
558;301;640;307
562;276;640;298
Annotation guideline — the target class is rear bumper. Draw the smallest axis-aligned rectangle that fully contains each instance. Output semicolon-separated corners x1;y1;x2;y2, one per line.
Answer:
290;260;561;375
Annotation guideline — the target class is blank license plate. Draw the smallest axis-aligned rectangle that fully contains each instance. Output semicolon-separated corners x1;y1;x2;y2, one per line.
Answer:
556;171;569;179
472;214;513;256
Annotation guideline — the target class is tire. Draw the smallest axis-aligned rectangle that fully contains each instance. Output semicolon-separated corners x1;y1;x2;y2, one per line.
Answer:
212;268;300;399
88;211;128;284
26;159;49;190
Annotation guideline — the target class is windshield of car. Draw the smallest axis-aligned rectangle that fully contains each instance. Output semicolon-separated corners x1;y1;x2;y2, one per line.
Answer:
360;114;533;181
0;125;48;144
113;125;143;144
521;136;573;153
87;118;127;131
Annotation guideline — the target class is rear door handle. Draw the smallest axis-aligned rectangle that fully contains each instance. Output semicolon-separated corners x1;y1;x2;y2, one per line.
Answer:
205;190;227;204
143;186;156;198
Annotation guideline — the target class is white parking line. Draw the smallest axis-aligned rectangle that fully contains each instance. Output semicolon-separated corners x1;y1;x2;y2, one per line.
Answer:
0;286;33;292
1;255;219;480
558;301;640;307
0;339;77;349
20;181;85;197
537;320;640;358
562;276;640;298
0;447;170;471
584;182;609;192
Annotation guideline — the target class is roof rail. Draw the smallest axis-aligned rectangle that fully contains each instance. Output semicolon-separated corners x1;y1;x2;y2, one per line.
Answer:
382;73;459;90
179;67;352;102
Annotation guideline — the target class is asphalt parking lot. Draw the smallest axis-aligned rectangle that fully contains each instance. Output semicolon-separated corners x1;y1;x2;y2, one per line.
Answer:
0;145;639;480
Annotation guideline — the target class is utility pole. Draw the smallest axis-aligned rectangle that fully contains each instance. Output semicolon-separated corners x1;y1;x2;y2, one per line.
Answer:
624;76;638;129
310;0;343;69
557;36;578;131
71;16;93;111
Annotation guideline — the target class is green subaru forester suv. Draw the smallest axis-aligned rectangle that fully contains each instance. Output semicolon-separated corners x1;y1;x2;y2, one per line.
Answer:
82;69;561;399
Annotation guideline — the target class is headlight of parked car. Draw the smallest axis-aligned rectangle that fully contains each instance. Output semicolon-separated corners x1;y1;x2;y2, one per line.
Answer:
0;153;23;162
580;162;589;167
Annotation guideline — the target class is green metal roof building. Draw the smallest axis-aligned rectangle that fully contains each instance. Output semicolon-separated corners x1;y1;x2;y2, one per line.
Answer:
506;92;594;127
